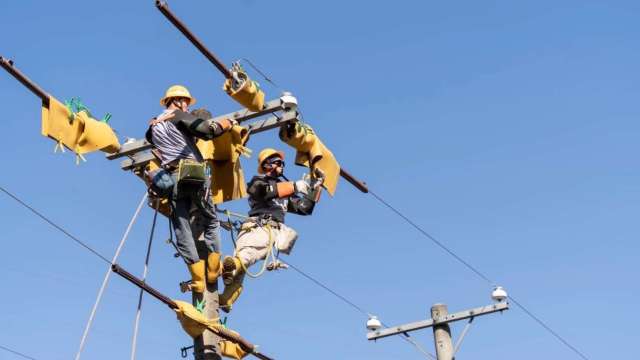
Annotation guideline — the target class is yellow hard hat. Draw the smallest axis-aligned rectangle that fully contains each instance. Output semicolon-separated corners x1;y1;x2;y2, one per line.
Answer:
160;85;196;106
257;148;285;174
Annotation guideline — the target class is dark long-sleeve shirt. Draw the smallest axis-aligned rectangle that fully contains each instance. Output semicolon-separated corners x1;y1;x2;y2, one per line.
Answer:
247;175;315;223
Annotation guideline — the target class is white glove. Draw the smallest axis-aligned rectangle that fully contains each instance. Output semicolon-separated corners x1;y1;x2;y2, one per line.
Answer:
311;168;325;190
294;179;311;195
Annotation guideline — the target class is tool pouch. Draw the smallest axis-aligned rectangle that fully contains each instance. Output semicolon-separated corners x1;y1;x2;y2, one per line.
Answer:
147;168;175;197
177;159;207;186
275;224;298;255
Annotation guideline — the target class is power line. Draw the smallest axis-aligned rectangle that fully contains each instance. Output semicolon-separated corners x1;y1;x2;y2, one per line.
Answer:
0;185;111;264
368;189;591;360
285;261;369;316
0;344;37;360
369;190;494;285
284;260;435;359
509;296;589;360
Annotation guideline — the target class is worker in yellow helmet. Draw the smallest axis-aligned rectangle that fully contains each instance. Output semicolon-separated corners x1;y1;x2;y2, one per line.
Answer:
145;85;237;294
219;148;324;312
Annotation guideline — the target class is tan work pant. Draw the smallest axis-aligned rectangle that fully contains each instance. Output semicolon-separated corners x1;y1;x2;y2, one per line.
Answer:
235;221;298;267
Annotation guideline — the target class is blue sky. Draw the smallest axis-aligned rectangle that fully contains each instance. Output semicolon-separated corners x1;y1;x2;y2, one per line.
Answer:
1;1;638;359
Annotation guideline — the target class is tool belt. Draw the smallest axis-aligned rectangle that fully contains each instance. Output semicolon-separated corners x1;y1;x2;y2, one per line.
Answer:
240;216;281;232
176;159;208;186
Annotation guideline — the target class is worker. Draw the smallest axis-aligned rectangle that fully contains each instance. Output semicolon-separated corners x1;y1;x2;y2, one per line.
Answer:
219;148;324;312
145;85;236;294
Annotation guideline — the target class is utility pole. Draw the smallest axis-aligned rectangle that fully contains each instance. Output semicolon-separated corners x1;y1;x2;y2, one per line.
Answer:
193;222;223;360
367;288;509;360
431;304;454;359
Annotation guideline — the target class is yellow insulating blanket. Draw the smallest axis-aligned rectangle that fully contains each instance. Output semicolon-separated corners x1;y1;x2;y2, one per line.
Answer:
223;76;265;113
197;125;252;204
174;300;248;359
41;96;120;155
279;122;340;196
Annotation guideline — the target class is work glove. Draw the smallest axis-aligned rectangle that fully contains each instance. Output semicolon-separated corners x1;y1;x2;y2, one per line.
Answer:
310;168;325;190
293;179;311;195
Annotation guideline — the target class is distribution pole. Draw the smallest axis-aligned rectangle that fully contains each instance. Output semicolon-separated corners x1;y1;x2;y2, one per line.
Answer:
431;304;454;360
368;300;509;359
193;226;222;360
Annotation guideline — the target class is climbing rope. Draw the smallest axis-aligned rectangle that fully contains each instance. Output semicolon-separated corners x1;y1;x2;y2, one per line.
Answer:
75;192;148;360
130;199;160;360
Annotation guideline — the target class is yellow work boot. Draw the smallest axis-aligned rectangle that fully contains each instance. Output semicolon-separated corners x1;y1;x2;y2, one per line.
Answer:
219;275;244;313
207;252;222;284
222;256;242;285
181;260;206;294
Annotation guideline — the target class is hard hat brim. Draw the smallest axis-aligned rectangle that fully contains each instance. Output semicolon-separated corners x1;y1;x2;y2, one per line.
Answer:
257;150;285;174
160;95;197;107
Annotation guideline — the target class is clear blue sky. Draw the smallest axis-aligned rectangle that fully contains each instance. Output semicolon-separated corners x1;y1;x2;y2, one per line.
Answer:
1;1;638;359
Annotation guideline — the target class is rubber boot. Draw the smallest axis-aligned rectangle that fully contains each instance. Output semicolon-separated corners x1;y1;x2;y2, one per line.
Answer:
183;260;206;294
219;274;244;313
222;256;242;285
207;252;222;284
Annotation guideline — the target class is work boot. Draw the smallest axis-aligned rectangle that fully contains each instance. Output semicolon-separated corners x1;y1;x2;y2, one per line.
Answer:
219;275;244;313
222;256;242;285
181;260;206;294
207;252;222;284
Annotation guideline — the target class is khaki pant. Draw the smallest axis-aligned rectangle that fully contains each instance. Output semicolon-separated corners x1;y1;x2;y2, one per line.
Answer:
235;220;298;267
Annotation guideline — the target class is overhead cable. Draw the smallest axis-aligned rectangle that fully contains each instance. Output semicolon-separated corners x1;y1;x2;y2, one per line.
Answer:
0;344;37;360
0;185;111;264
368;189;590;360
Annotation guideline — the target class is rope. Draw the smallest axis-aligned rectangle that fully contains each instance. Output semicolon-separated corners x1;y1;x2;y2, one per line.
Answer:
75;192;148;360
236;223;277;279
0;344;38;360
130;200;160;360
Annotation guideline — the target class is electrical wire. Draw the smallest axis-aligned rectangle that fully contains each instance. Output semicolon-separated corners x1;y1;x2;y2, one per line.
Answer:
368;189;591;360
284;260;435;359
0;185;111;264
0;344;37;360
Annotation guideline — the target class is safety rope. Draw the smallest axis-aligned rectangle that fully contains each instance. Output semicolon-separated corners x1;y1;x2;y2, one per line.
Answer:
231;222;275;279
75;192;148;360
130;199;160;360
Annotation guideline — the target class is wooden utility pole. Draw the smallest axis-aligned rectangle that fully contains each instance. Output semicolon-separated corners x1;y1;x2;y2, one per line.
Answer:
193;224;222;360
431;304;454;360
368;301;509;359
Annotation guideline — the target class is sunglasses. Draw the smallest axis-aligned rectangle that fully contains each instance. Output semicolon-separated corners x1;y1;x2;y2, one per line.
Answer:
265;159;285;167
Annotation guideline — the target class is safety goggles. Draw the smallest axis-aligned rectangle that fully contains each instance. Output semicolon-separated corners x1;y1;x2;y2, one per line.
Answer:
265;159;285;167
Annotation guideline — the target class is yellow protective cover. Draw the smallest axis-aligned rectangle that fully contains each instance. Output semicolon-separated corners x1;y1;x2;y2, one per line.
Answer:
75;110;120;154
41;96;120;155
279;123;340;196
197;125;251;204
223;78;265;112
220;340;248;359
174;300;248;359
41;96;83;151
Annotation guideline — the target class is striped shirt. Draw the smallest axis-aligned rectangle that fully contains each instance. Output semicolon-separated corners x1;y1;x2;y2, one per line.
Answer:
151;110;202;166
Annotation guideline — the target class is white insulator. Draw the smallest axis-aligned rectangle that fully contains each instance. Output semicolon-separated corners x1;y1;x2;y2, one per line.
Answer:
280;91;298;111
491;286;508;302
366;316;382;331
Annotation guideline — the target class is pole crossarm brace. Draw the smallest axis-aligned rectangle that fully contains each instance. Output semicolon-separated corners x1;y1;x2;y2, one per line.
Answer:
367;302;509;341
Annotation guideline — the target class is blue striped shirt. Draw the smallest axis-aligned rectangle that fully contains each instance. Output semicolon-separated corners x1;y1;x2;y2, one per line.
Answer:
151;110;202;166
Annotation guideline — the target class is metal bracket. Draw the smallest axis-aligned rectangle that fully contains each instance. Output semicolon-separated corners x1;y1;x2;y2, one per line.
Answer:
453;317;474;355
